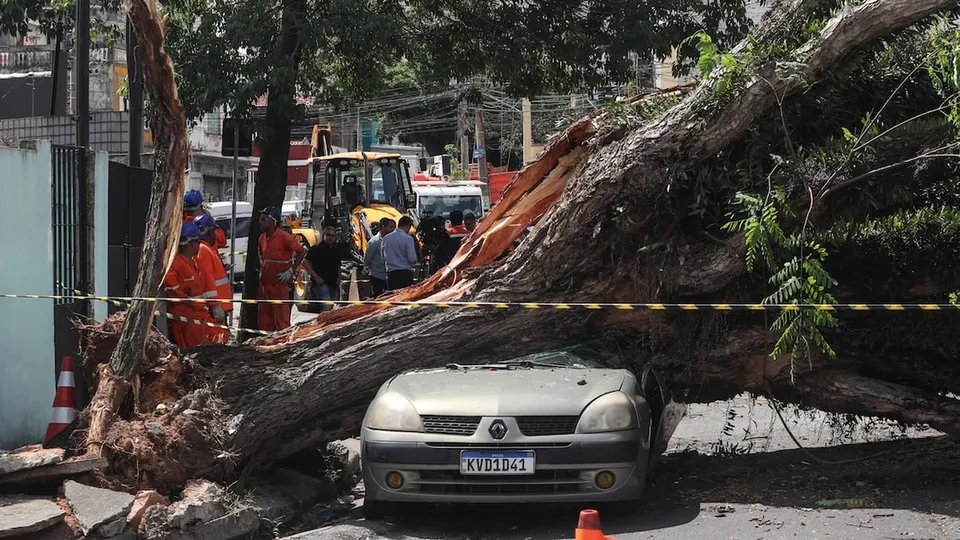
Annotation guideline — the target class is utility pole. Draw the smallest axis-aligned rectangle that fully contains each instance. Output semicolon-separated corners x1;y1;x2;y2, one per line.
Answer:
457;97;469;168
228;122;238;326
474;107;490;208
356;107;361;151
522;97;533;165
76;0;91;316
76;0;89;150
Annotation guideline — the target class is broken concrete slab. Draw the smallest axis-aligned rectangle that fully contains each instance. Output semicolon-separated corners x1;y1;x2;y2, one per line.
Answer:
139;504;172;540
97;515;128;537
127;490;169;529
0;446;64;475
250;484;297;523
166;479;225;529
0;456;107;487
63;480;135;535
0;496;65;538
164;508;259;540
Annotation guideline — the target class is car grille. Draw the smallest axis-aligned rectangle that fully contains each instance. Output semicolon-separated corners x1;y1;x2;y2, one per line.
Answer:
415;469;586;495
516;416;579;436
421;415;481;436
424;442;570;448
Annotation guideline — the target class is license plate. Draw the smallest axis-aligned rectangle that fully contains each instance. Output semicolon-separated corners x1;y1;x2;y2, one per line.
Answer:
459;450;535;475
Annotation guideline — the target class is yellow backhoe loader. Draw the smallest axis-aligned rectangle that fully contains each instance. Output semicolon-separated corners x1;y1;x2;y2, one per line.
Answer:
291;125;419;311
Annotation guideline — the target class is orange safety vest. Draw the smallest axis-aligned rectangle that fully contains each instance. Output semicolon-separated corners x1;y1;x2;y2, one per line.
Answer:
448;223;469;240
258;228;305;287
162;253;209;316
196;242;232;312
162;253;217;349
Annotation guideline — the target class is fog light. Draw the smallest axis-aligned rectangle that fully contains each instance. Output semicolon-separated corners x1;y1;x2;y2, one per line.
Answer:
385;471;404;489
595;471;616;490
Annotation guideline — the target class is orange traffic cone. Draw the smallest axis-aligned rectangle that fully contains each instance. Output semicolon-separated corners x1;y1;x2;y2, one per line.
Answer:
575;509;617;540
44;356;78;443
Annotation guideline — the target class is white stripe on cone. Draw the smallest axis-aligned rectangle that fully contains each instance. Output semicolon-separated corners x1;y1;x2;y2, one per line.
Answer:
49;406;77;424
57;370;74;388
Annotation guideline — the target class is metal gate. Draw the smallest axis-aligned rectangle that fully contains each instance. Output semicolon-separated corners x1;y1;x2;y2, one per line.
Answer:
50;144;88;406
51;145;85;301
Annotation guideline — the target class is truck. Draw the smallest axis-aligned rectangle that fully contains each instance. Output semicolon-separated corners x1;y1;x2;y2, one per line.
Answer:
412;179;486;222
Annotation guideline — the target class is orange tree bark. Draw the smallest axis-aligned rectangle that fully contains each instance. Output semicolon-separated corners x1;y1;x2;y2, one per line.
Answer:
94;0;960;480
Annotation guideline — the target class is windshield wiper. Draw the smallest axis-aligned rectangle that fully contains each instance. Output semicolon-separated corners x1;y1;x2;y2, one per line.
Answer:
499;359;573;369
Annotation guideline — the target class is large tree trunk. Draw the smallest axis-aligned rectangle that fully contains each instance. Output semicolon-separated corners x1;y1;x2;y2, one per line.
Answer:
238;0;307;338
87;0;188;458
84;0;960;488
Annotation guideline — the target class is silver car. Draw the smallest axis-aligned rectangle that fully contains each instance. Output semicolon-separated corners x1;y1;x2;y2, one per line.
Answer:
359;342;686;517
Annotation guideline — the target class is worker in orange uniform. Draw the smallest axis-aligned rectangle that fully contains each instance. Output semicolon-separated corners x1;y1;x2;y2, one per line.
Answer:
163;222;222;349
183;189;227;250
447;210;470;241
257;206;305;332
193;214;231;343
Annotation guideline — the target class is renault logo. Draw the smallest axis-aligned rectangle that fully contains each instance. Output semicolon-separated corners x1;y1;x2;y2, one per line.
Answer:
489;420;508;440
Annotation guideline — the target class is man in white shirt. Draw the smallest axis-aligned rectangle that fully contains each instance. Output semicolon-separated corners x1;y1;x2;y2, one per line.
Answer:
381;215;418;290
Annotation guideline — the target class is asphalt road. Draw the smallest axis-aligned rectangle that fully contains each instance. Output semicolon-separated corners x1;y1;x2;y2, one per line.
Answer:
284;398;960;540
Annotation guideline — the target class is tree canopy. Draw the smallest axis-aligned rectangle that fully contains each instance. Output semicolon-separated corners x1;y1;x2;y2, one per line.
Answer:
163;0;758;122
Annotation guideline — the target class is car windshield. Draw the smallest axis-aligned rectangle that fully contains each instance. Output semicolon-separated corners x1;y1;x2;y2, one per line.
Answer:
419;195;483;220
482;341;626;370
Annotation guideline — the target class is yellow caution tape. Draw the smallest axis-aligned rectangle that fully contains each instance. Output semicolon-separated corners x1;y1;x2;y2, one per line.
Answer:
45;285;273;336
6;292;960;311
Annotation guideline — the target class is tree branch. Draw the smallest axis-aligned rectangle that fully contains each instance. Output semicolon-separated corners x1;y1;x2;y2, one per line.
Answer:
820;146;960;199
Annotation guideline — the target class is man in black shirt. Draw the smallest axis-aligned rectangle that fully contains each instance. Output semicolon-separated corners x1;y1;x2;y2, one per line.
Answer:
302;226;343;312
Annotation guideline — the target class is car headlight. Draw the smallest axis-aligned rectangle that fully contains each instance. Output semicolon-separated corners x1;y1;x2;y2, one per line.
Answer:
576;392;638;433
366;393;424;432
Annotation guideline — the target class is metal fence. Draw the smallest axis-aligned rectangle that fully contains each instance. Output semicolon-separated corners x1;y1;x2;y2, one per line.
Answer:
50;145;83;304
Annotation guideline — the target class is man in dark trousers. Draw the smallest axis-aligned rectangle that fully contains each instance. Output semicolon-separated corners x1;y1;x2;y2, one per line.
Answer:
363;217;395;297
302;225;343;312
381;215;418;290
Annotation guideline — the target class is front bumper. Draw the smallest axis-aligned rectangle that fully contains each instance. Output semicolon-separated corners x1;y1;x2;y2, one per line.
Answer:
361;418;649;504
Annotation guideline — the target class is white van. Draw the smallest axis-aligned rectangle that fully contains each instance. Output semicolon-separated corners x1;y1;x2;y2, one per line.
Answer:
412;182;485;221
207;201;253;282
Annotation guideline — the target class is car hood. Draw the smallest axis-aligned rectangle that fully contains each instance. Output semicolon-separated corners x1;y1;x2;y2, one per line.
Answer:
385;368;627;417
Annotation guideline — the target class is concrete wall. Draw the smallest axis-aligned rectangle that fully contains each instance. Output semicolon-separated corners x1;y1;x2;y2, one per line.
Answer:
0;141;55;448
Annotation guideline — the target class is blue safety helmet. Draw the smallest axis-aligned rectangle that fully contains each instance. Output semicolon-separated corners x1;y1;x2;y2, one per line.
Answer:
193;213;216;232
260;206;281;224
184;189;204;209
180;221;202;245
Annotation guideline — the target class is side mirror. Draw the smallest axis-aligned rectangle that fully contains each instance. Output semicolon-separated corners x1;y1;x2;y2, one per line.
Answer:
404;192;417;209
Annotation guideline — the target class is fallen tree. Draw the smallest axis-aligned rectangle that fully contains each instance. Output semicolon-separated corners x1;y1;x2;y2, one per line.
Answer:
80;0;960;490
